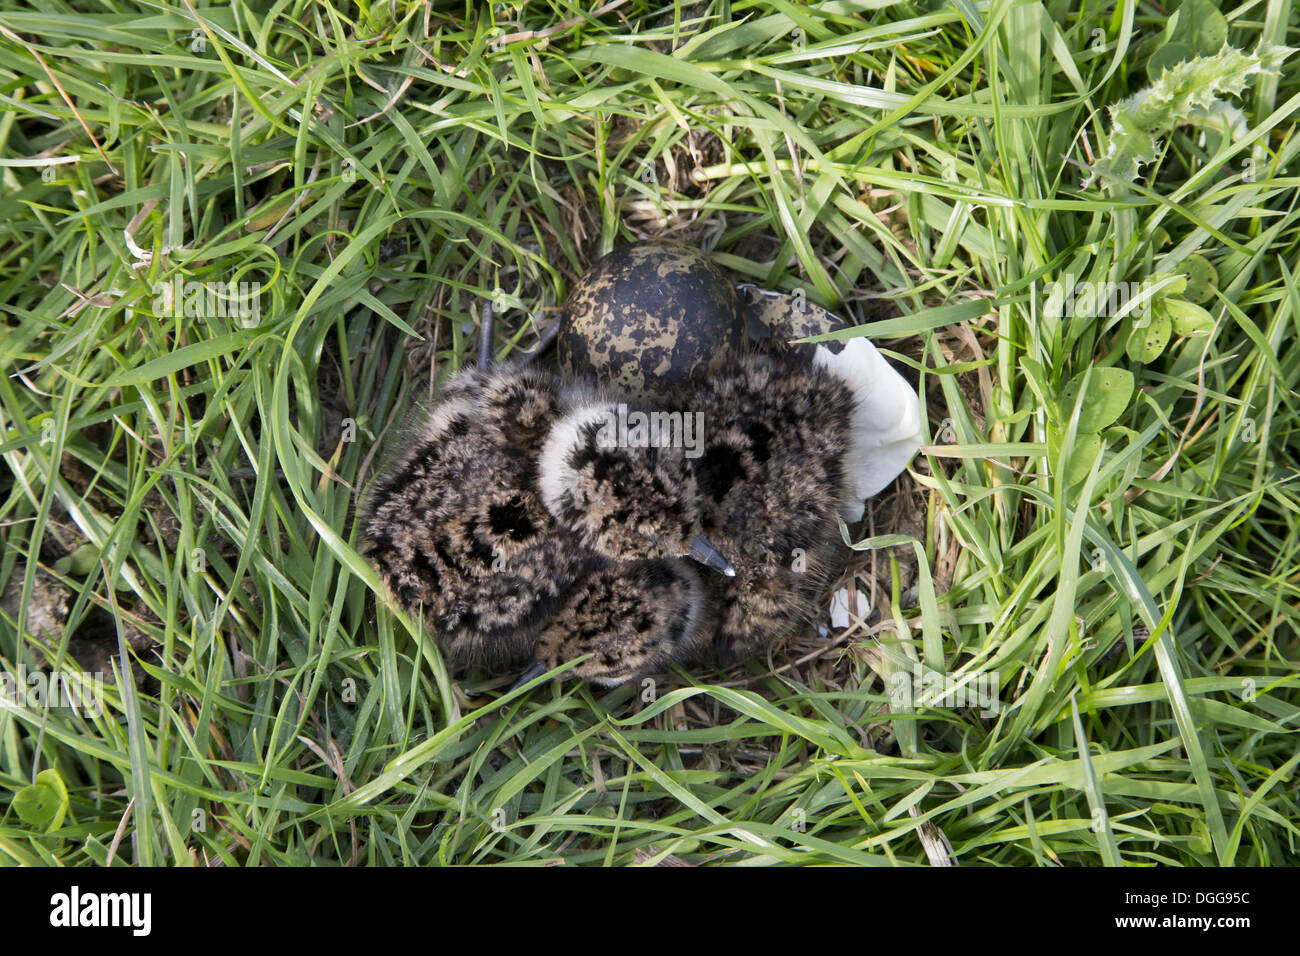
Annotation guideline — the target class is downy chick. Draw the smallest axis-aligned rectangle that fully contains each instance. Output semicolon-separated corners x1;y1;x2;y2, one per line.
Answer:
671;351;862;667
361;363;594;672
537;397;735;575
538;349;882;674
363;338;733;683
677;306;920;668
528;398;736;682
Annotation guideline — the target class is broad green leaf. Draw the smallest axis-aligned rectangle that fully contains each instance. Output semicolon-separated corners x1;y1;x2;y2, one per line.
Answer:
1168;0;1228;57
1060;368;1134;431
1180;253;1218;303
13;769;69;831
1147;42;1194;78
1163;297;1216;336
53;542;100;576
1064;431;1103;486
1126;308;1172;362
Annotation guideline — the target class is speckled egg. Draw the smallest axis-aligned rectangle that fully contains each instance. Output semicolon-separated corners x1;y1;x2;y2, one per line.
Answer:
557;241;747;399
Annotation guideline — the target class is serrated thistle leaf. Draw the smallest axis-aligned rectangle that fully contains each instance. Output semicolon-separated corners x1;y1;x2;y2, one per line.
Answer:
1092;43;1293;186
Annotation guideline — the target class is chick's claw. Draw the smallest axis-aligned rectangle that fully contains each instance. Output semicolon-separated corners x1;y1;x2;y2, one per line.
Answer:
509;659;550;692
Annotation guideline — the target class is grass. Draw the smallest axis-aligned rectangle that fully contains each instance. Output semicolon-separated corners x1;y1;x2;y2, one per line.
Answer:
0;0;1298;866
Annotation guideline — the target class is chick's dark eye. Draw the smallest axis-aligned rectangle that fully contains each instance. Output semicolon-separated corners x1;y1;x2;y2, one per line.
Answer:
566;447;597;472
696;444;746;501
744;421;774;462
489;496;536;541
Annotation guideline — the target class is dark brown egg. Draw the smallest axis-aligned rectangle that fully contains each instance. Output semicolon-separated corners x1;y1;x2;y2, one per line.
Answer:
557;241;746;399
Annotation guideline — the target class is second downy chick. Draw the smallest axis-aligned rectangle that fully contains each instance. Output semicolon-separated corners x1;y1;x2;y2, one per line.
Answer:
363;344;732;684
362;363;596;671
537;348;888;674
675;351;863;667
530;399;736;682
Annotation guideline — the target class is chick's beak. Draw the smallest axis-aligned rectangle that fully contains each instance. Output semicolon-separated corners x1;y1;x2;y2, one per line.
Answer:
687;534;736;577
